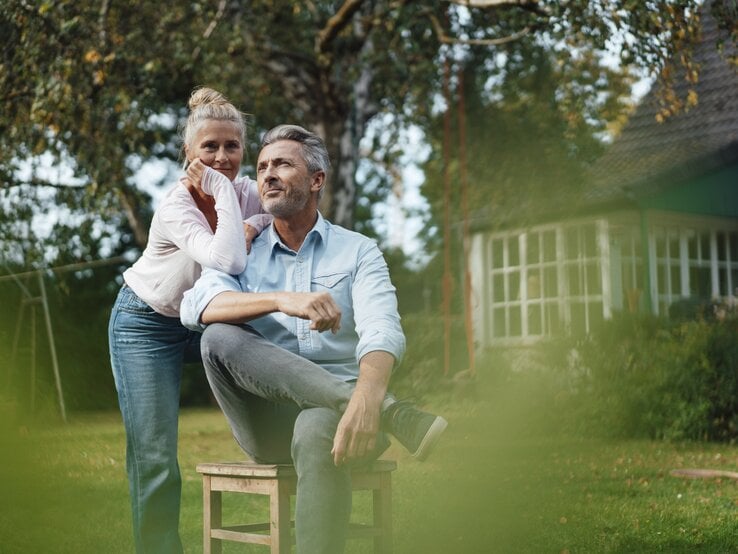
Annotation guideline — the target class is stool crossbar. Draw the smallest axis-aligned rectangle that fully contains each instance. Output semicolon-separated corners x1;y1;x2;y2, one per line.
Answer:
196;459;397;554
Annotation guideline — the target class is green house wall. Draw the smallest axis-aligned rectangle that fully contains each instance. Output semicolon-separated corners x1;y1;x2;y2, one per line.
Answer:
638;164;738;217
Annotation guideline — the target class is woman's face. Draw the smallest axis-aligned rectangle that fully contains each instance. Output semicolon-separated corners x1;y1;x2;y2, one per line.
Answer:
185;120;243;182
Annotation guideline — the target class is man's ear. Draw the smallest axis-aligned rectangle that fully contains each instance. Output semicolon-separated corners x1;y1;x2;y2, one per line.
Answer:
310;171;325;193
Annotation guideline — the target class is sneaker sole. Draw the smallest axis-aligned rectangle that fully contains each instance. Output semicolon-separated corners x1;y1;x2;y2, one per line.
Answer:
411;416;448;461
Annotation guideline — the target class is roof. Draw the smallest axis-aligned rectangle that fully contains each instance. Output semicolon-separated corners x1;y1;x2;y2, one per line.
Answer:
587;6;738;205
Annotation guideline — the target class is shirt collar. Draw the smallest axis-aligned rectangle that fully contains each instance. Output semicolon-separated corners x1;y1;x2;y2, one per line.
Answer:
266;211;327;254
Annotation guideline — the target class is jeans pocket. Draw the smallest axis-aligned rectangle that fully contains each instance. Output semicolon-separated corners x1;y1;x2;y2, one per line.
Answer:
116;286;157;316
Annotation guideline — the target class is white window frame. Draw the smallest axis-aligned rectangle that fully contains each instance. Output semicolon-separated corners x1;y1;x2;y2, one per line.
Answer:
484;217;610;344
646;212;738;314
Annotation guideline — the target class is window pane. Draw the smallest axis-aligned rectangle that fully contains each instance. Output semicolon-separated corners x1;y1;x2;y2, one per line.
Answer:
688;231;698;259
527;233;540;265
509;306;521;337
717;232;727;262
570;302;586;335
543;267;558;298
655;232;666;259
730;232;738;262
568;264;581;296
583;225;597;257
493;308;506;338
621;235;632;257
545;303;561;335
622;261;635;291
669;234;680;259
528;304;542;335
635;264;643;292
566;227;579;259
509;237;520;267
493;274;505;302
657;263;667;295
543;231;556;262
588;302;604;332
700;233;710;261
527;270;542;299
720;267;730;297
492;238;504;268
586;262;601;294
690;267;711;299
670;265;681;296
732;269;738;296
508;271;520;301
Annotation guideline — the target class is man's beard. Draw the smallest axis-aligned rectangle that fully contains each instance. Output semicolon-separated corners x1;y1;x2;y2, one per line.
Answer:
262;186;310;218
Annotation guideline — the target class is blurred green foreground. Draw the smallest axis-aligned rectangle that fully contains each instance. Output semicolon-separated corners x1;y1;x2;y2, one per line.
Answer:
2;368;737;554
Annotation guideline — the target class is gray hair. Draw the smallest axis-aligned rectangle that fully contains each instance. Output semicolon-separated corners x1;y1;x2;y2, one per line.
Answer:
260;124;331;176
180;87;246;156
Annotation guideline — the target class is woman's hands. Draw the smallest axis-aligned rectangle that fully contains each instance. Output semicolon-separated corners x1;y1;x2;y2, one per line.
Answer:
185;158;208;198
244;223;259;254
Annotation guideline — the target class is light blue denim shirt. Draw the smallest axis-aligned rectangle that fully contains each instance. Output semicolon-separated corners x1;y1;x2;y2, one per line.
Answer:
180;212;405;382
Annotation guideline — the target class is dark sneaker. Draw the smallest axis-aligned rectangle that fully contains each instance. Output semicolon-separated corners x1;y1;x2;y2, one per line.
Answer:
383;401;448;461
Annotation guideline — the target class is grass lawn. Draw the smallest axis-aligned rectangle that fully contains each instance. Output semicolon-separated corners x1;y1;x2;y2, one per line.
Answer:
2;376;738;553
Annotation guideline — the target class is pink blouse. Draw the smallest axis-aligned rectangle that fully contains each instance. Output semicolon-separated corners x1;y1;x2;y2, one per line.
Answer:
123;168;270;317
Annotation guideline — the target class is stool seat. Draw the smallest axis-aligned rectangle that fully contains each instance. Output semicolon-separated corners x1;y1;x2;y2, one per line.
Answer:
196;459;396;554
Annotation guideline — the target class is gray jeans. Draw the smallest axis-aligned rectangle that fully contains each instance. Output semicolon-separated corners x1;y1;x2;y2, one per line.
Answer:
200;323;389;554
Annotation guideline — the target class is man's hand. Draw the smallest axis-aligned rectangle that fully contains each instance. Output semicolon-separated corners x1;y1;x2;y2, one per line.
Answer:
276;292;341;333
331;351;393;466
331;385;383;465
244;223;258;254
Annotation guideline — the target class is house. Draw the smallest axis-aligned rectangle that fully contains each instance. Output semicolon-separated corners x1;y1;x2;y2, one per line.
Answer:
468;12;738;348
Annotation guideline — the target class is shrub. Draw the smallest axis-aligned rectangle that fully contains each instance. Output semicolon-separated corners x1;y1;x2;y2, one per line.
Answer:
391;313;469;400
567;313;738;442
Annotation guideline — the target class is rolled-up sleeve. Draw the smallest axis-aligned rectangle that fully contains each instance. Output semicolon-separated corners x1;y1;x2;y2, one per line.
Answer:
180;267;243;332
352;240;406;366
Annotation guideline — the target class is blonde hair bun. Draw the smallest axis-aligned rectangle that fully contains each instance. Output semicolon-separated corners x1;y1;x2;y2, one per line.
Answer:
188;87;230;111
181;86;246;155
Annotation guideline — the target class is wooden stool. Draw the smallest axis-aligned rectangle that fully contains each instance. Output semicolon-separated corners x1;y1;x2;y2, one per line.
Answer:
196;459;396;554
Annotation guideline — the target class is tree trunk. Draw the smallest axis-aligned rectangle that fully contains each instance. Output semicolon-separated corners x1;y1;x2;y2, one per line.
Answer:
116;185;149;250
317;37;377;229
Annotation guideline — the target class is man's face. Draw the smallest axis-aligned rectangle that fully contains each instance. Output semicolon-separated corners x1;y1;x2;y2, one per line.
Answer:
256;140;320;218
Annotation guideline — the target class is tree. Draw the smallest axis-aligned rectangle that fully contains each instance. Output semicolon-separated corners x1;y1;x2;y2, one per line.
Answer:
1;0;732;267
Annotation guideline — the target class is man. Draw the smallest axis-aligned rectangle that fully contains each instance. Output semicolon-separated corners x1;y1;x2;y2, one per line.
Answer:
180;124;446;554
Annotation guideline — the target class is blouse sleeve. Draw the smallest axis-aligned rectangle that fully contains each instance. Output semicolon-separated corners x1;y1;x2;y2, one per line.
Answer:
159;168;247;274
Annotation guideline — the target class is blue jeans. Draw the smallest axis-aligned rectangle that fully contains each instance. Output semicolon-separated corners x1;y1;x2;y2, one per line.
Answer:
200;323;390;554
108;285;202;554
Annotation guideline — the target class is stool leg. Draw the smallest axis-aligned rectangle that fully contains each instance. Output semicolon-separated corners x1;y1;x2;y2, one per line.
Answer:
373;473;393;554
270;478;292;554
203;475;222;554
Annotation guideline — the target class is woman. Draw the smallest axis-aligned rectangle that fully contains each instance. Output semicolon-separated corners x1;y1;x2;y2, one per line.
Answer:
108;87;267;554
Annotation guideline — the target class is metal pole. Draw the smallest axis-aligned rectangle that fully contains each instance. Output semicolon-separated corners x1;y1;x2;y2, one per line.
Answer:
442;57;453;377
8;296;26;391
30;306;36;414
457;64;476;377
38;272;67;422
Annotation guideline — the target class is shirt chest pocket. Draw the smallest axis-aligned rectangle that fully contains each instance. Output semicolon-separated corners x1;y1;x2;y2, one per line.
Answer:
311;272;351;294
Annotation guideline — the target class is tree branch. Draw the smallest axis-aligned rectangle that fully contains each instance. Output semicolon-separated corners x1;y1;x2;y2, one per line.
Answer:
449;0;537;8
449;0;550;17
98;0;109;48
3;179;86;190
193;0;228;60
316;0;366;55
428;12;531;46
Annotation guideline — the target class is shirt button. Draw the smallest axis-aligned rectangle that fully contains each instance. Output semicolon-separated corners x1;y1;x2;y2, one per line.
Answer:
296;257;303;263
